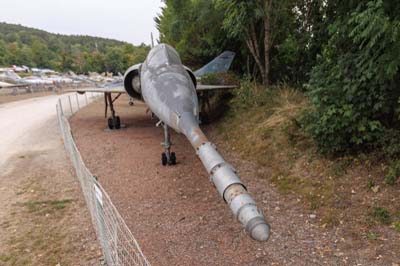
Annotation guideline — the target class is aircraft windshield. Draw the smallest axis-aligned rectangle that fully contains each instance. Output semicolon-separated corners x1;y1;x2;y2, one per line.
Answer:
147;44;182;68
166;48;181;65
147;49;168;68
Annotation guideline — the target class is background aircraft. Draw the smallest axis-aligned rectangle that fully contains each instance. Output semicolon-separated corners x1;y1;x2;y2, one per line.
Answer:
0;70;53;86
0;81;28;89
74;44;270;242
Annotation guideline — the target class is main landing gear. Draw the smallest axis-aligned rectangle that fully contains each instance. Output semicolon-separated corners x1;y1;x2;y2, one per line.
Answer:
159;122;176;166
199;90;211;124
105;92;122;130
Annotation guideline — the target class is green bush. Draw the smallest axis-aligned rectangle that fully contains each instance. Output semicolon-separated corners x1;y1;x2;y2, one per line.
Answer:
385;160;400;185
369;207;392;225
201;72;239;85
302;1;400;155
230;76;275;110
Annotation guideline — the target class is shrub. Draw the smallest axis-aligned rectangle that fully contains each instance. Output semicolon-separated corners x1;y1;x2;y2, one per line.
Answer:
201;72;239;85
369;207;392;225
230;76;276;111
302;1;400;155
385;160;400;185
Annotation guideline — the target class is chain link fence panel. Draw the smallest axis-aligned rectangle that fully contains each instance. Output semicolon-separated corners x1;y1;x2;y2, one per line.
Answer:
56;92;151;266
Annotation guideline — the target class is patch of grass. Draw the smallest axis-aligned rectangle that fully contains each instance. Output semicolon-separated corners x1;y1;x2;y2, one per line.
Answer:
306;193;321;210
0;254;13;262
369;207;392;225
321;209;340;227
385;160;400;185
367;179;375;190
329;158;352;177
273;175;303;194
367;231;378;240
394;221;400;233
25;199;73;214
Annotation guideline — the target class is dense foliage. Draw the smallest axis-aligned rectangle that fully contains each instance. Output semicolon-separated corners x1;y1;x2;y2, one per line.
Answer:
155;0;234;68
156;0;327;85
0;22;150;74
303;0;400;154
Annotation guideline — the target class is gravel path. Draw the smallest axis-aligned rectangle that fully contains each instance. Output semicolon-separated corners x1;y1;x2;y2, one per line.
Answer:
70;96;396;266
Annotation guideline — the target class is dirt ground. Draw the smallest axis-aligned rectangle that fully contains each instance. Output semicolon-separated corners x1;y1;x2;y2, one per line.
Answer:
0;96;101;265
70;95;398;266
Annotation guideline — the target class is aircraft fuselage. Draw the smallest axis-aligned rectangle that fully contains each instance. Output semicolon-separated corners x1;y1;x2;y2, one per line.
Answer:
141;44;199;134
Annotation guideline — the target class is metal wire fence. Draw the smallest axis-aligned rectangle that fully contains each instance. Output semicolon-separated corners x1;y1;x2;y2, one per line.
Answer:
56;92;151;266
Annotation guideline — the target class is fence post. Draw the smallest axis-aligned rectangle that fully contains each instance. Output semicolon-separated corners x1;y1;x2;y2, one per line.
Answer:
76;93;80;110
68;95;73;115
115;222;119;264
58;98;64;116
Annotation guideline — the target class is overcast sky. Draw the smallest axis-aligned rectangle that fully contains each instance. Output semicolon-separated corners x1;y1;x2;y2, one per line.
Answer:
1;0;164;45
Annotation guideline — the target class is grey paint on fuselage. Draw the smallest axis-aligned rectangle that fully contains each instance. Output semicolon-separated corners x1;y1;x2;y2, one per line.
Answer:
140;44;199;134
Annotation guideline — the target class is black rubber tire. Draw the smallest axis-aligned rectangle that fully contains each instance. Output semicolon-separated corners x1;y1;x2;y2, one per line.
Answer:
199;112;210;125
161;153;167;166
170;152;176;165
114;116;121;129
107;118;114;129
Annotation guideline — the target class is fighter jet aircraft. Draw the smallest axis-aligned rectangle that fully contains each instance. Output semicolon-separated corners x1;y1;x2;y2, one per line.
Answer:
0;71;53;86
0;81;28;89
74;44;270;241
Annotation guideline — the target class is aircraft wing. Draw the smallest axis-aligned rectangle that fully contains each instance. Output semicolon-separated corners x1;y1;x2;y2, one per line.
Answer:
196;84;238;91
0;82;28;89
71;82;126;94
73;87;126;94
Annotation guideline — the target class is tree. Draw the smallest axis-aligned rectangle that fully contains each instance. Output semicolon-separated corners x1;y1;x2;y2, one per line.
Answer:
31;39;51;68
0;22;150;73
216;0;268;85
104;46;125;74
217;0;302;85
155;0;232;68
302;0;400;154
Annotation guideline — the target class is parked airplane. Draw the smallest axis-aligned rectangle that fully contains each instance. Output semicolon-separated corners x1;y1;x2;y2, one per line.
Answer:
74;44;270;241
0;71;53;85
0;81;27;89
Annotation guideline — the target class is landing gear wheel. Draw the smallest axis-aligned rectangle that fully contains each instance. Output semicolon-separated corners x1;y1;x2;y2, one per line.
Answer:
199;112;210;125
161;153;168;166
107;118;114;129
170;152;176;165
114;116;121;129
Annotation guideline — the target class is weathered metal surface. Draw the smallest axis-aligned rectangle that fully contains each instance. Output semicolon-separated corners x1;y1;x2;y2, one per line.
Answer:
193;51;236;77
126;44;270;241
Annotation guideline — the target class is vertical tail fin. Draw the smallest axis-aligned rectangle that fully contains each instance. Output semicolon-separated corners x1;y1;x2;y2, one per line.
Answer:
194;51;236;77
5;71;22;81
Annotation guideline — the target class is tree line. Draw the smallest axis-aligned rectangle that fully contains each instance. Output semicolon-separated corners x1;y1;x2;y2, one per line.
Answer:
0;22;150;74
156;0;400;156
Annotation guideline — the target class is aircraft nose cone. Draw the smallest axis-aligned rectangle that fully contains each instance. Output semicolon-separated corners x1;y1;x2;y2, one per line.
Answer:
251;223;270;242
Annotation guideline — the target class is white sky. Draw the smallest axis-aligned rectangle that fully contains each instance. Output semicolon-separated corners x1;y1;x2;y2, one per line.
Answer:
0;0;164;45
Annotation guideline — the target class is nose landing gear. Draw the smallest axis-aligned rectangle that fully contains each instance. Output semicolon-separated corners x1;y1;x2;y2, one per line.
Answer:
160;122;176;166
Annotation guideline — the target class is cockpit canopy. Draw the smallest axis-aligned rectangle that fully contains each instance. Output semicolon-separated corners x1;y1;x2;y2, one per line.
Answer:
146;44;182;68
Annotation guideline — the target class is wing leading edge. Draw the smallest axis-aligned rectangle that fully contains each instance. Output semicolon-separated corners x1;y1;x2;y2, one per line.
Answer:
71;82;126;94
